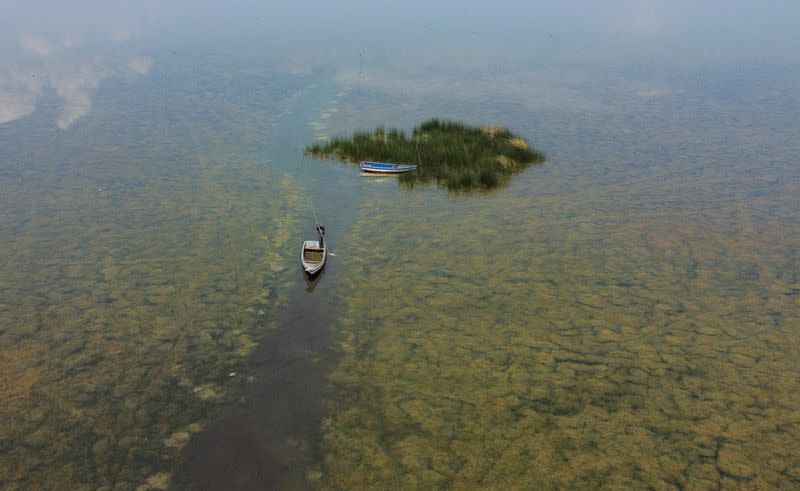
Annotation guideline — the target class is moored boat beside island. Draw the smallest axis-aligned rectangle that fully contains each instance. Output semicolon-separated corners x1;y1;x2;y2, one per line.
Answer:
359;161;418;174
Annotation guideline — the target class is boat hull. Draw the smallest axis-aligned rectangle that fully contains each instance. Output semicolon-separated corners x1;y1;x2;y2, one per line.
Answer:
301;240;326;275
359;161;417;174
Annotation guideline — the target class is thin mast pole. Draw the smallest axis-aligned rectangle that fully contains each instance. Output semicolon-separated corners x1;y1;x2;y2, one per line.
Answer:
311;204;320;229
309;199;324;246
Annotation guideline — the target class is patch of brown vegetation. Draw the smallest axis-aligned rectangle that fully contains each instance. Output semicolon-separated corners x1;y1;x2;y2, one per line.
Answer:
481;125;503;138
495;155;519;170
506;136;529;150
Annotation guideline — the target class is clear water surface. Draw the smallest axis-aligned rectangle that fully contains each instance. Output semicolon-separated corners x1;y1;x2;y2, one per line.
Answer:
0;3;798;489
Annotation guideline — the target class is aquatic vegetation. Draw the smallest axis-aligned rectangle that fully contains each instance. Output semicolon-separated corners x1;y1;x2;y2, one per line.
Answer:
304;118;545;191
2;38;800;490
0;67;309;489
318;184;800;489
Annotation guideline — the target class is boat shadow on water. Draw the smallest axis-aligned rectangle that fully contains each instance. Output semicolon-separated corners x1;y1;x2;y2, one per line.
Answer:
303;267;325;293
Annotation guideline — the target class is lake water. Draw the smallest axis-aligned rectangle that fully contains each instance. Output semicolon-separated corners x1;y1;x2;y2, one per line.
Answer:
1;5;799;489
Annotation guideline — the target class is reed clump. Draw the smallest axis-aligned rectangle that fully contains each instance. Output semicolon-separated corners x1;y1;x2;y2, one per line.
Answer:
304;118;545;192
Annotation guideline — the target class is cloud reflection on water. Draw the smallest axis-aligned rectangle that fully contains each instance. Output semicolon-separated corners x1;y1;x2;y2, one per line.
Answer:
2;0;798;127
0;33;152;128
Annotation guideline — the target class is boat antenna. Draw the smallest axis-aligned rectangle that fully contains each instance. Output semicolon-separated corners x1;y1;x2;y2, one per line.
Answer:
308;199;325;246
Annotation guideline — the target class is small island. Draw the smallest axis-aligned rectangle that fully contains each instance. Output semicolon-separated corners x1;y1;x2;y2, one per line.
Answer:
304;118;545;192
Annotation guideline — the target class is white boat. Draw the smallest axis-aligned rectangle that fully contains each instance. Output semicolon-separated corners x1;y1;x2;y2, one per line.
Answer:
301;240;326;275
301;205;327;275
359;161;418;174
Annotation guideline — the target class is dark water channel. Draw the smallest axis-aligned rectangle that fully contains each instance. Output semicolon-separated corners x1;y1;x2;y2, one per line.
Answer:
178;82;353;489
180;271;333;490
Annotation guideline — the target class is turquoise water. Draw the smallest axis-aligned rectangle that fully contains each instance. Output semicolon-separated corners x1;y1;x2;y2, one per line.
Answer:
0;13;799;489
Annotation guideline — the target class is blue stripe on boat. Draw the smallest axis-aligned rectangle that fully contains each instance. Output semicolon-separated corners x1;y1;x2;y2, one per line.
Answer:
360;161;416;168
362;162;396;168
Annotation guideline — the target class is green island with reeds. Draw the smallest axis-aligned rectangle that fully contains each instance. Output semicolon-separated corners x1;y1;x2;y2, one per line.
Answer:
304;118;546;191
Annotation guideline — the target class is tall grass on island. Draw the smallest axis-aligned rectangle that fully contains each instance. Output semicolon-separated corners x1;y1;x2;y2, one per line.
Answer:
304;118;545;192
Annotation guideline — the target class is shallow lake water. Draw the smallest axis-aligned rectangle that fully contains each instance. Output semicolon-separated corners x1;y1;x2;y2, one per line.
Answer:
1;6;799;489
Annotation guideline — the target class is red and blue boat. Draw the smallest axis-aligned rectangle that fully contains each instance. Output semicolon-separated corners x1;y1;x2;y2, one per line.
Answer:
359;161;418;174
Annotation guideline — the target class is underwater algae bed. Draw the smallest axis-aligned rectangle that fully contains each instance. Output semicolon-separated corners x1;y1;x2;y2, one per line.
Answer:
1;35;798;491
0;156;304;489
317;178;800;488
0;67;311;488
304;118;545;191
